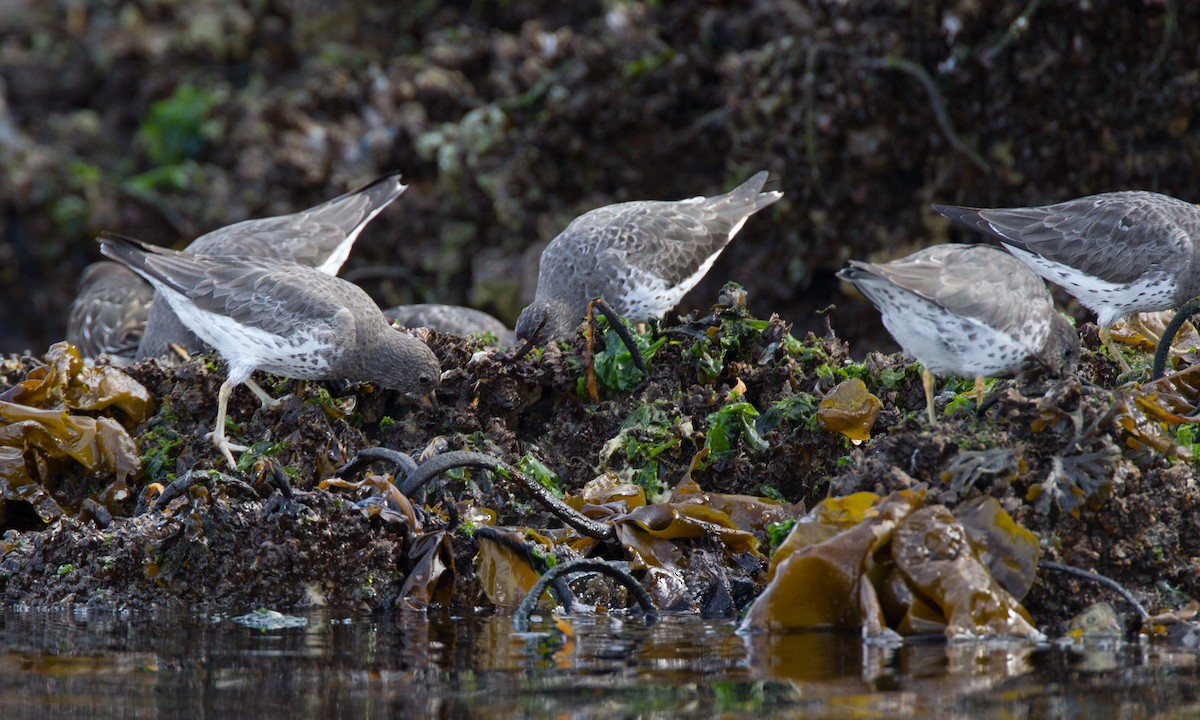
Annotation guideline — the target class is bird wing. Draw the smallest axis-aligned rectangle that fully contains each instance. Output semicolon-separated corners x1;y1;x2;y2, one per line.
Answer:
105;234;356;344
67;262;153;358
858;244;1054;338
936;192;1198;285
188;173;406;272
384;304;510;338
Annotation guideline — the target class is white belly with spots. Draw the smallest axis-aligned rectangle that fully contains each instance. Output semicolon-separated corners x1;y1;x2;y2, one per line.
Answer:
862;283;1032;378
1003;244;1178;328
159;289;337;382
612;248;727;322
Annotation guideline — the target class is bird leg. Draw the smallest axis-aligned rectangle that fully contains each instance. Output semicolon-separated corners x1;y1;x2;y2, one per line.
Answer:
922;368;937;426
244;377;285;410
168;342;192;363
974;375;985;418
1098;327;1132;374
207;380;249;470
1126;313;1162;343
1152;296;1200;379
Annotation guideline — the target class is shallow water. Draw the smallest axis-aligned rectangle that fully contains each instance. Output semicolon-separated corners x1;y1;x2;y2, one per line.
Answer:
1;608;1199;719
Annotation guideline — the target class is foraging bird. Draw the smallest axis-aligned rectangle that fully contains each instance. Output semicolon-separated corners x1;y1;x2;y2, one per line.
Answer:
514;171;783;341
137;172;408;359
100;233;441;470
933;192;1200;371
384;304;514;345
66;262;154;363
838;244;1079;425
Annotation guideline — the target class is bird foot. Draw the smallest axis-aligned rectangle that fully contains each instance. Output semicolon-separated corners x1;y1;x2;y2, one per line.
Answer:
205;432;249;469
1098;328;1133;374
244;378;287;410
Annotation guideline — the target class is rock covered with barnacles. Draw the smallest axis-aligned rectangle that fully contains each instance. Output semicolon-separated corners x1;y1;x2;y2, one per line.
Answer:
1;289;1200;643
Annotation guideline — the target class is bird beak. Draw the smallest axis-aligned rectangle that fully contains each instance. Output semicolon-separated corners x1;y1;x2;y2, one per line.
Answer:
413;390;438;409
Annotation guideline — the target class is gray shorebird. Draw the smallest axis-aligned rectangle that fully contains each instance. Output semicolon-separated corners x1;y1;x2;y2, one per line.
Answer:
137;172;408;359
514;171;783;341
66;261;154;363
100;233;440;470
933;192;1200;371
384;304;514;345
838;244;1080;425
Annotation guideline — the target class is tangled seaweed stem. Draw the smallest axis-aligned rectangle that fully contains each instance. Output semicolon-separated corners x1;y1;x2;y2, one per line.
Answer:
401;451;615;540
1040;560;1150;621
472;526;579;609
335;446;420;481
147;469;254;513
859;55;990;175
591;298;650;378
504;315;546;364
255;457;294;499
1152;296;1200;380
512;558;660;633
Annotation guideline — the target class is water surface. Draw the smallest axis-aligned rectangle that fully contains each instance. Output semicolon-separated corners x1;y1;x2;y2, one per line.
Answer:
2;608;1198;718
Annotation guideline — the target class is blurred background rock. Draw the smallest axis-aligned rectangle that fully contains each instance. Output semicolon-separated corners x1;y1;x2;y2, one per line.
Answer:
0;0;1194;354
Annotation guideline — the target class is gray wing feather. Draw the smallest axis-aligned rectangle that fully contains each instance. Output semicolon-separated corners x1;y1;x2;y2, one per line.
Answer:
848;244;1053;334
187;172;405;269
384;304;511;339
101;234;359;340
539;171;782;297
66;262;154;359
174;262;355;339
936;192;1200;285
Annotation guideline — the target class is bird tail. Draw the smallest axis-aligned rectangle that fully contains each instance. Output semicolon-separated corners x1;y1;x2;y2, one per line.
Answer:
97;232;189;294
931;204;998;238
835;261;879;286
308;171;407;236
97;231;166;267
714;171;783;221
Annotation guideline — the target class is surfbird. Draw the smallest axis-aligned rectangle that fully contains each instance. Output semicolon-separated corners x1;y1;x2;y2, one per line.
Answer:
99;233;441;470
66;261;155;364
137;172;408;359
384;304;514;344
838;243;1080;425
514;171;783;341
933;192;1200;371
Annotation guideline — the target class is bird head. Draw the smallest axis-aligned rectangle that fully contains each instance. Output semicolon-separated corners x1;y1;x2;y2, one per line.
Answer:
515;297;578;343
369;329;442;402
1035;313;1081;379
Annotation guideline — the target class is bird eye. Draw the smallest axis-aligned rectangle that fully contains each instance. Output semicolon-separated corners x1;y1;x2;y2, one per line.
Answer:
418;374;432;385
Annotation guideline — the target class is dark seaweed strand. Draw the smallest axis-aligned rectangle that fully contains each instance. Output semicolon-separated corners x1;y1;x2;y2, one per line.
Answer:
504;315;547;364
472;525;579;610
399;450;615;540
147;469;256;513
1040;560;1150;620
335;446;420;480
255;457;295;499
512;558;660;632
1152;296;1200;379
592;298;650;377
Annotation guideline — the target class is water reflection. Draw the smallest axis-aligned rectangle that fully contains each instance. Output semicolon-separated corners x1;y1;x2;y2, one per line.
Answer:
1;608;1199;718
